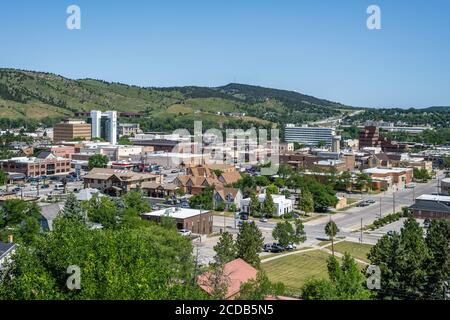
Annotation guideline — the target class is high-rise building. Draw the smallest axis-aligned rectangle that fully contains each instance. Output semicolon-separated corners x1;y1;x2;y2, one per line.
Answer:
285;124;336;146
89;110;118;145
53;119;91;143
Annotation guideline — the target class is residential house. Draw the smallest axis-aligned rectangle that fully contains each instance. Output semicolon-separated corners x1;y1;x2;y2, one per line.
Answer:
39;202;65;231
213;187;243;210
197;258;257;299
0;237;16;270
174;165;241;195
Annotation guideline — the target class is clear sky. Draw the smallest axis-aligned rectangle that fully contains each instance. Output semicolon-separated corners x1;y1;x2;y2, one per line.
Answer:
1;0;450;108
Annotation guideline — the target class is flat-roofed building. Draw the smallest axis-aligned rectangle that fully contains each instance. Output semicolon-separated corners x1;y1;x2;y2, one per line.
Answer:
363;167;413;190
141;207;213;234
0;153;72;177
53;119;91;143
285;124;336;146
118;123;142;137
359;126;381;149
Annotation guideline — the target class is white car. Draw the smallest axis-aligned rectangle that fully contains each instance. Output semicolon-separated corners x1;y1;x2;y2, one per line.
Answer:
178;229;192;236
286;243;297;250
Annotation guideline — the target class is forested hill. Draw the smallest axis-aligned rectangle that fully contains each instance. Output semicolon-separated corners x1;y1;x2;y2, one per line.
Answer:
0;69;353;130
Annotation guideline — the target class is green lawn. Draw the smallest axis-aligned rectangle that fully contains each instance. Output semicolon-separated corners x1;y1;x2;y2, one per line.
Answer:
333;241;373;263
260;247;313;261
262;250;332;292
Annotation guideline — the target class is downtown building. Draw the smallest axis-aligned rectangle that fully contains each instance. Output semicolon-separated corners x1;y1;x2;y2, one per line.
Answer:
53;119;91;143
285;124;337;146
89;110;118;145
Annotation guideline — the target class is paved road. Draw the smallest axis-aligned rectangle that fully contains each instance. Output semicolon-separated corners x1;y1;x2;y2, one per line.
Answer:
213;171;444;246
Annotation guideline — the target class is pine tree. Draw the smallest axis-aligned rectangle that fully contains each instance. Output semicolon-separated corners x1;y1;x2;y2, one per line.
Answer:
61;193;87;223
424;219;450;298
236;222;264;268
213;232;237;265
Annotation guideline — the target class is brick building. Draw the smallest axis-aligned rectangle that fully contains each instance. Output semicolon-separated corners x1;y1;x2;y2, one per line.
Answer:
363;167;413;191
0;153;71;177
141;207;213;234
409;194;450;220
359;126;381;149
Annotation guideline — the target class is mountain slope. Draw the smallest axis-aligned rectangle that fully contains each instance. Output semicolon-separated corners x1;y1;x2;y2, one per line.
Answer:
0;69;350;127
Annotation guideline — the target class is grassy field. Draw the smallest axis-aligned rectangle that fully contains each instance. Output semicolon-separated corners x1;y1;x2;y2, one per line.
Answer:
260;247;313;261
333;241;373;263
261;242;372;291
317;240;372;263
262;250;332;291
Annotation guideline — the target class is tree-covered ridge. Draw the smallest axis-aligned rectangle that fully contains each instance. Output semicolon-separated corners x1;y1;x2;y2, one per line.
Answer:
0;68;349;126
343;107;450;127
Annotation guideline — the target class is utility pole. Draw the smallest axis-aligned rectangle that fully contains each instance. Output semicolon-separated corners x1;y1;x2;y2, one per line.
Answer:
223;211;226;233
393;191;396;214
360;218;363;243
379;197;382;218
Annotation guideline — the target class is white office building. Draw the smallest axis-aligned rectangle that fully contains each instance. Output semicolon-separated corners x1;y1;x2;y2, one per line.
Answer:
90;110;118;145
285;124;336;146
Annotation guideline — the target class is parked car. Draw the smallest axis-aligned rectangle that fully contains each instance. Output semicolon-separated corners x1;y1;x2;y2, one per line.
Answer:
171;169;178;173
423;218;431;228
180;202;190;208
54;183;65;190
285;242;297;250
365;199;376;204
270;243;285;253
263;243;272;252
12;187;21;193
178;229;192;236
259;217;268;223
239;213;249;220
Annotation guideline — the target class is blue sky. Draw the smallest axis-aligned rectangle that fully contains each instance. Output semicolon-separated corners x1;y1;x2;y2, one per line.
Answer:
1;0;450;108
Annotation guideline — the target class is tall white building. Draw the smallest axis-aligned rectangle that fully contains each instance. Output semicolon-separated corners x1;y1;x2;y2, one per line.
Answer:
285;124;336;146
90;110;118;145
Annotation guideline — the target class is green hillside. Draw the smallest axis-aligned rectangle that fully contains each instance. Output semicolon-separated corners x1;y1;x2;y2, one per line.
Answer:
0;68;351;131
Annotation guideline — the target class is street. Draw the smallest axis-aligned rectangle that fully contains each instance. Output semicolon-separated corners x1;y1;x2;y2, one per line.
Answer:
191;172;445;264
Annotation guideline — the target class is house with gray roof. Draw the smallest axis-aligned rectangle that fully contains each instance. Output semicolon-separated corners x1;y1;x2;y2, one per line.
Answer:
0;240;16;270
39;202;65;231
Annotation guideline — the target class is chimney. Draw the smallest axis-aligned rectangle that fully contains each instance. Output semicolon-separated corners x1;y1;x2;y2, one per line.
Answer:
7;234;13;244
